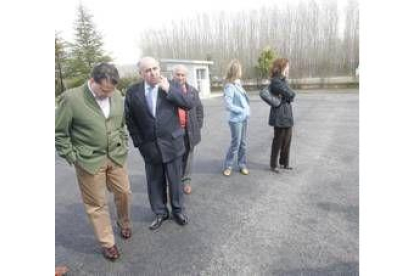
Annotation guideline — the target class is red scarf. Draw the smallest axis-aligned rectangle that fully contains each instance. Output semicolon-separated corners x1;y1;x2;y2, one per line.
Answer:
178;84;187;128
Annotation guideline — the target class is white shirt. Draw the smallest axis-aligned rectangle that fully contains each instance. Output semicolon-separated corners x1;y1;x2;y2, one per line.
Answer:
144;82;158;116
88;81;110;119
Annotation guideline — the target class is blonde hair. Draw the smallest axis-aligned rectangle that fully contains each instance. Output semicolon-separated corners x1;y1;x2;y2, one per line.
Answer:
224;59;242;83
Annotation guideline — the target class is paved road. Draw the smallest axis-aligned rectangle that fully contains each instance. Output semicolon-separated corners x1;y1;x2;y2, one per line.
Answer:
55;89;359;275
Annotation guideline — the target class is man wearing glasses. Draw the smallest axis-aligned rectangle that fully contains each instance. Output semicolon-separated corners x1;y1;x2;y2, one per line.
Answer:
55;63;131;261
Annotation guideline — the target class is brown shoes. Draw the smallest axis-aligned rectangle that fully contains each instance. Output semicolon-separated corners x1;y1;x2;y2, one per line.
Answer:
102;245;120;261
55;266;69;276
117;222;132;239
120;227;132;239
183;184;192;194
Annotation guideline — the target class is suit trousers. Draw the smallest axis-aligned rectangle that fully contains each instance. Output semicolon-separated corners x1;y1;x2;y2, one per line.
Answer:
75;158;131;248
270;127;292;168
182;131;194;185
145;157;184;215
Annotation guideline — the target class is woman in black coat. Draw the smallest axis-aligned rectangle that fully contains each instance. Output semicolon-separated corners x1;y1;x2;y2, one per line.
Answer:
268;58;296;173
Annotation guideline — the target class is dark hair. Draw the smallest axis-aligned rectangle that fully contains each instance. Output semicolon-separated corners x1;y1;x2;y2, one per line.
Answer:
270;58;289;78
91;62;119;85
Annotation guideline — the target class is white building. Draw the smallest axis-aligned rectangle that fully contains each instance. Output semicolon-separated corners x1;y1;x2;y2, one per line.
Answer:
160;59;214;98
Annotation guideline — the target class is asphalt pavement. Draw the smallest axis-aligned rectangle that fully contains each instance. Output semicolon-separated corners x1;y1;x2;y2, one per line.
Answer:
55;89;359;275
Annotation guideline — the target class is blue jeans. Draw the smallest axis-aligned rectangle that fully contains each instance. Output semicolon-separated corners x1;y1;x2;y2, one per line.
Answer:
224;120;248;170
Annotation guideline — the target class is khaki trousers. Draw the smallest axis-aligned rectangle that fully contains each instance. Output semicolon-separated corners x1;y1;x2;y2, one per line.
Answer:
75;158;131;248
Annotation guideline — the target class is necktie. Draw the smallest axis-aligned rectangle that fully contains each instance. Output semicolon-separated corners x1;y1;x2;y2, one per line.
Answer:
147;86;155;116
178;84;187;128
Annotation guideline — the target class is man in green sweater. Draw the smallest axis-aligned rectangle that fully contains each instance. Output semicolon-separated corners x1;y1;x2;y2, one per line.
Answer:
55;63;131;261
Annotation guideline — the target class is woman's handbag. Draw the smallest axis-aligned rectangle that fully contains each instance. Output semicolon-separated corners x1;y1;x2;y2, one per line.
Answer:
260;85;281;107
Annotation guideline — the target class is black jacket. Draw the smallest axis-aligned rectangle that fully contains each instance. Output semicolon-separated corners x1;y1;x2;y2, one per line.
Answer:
124;81;195;164
183;83;204;149
268;76;296;128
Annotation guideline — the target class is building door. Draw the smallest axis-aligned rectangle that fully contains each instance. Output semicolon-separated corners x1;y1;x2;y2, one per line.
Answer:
196;68;206;93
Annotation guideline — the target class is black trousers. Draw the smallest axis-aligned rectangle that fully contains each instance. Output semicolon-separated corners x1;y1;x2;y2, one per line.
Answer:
270;127;292;168
145;157;184;215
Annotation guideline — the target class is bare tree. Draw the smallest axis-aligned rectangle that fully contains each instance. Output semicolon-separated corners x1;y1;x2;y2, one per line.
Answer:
139;0;359;79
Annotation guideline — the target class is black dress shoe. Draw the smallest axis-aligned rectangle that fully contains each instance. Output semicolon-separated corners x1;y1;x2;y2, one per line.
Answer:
173;213;189;226
282;165;293;170
149;213;169;231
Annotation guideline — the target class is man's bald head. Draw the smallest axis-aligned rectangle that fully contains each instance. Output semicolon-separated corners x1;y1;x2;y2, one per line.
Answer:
172;64;188;85
172;64;188;75
138;57;158;71
138;56;160;86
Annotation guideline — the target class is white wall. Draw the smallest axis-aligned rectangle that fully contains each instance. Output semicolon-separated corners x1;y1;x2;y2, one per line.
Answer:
164;62;212;98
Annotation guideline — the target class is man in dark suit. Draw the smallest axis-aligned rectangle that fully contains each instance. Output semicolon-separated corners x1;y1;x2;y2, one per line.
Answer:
124;57;195;230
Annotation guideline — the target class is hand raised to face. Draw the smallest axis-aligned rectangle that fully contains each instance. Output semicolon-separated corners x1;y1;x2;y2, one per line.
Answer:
158;75;170;92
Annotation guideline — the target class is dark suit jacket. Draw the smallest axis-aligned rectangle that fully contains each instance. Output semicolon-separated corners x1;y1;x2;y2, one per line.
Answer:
124;81;195;164
183;83;204;149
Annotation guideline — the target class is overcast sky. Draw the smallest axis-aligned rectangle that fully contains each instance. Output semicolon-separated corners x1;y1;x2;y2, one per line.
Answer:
55;0;350;64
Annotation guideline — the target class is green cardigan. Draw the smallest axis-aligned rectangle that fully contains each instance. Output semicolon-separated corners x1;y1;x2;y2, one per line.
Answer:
55;83;128;174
